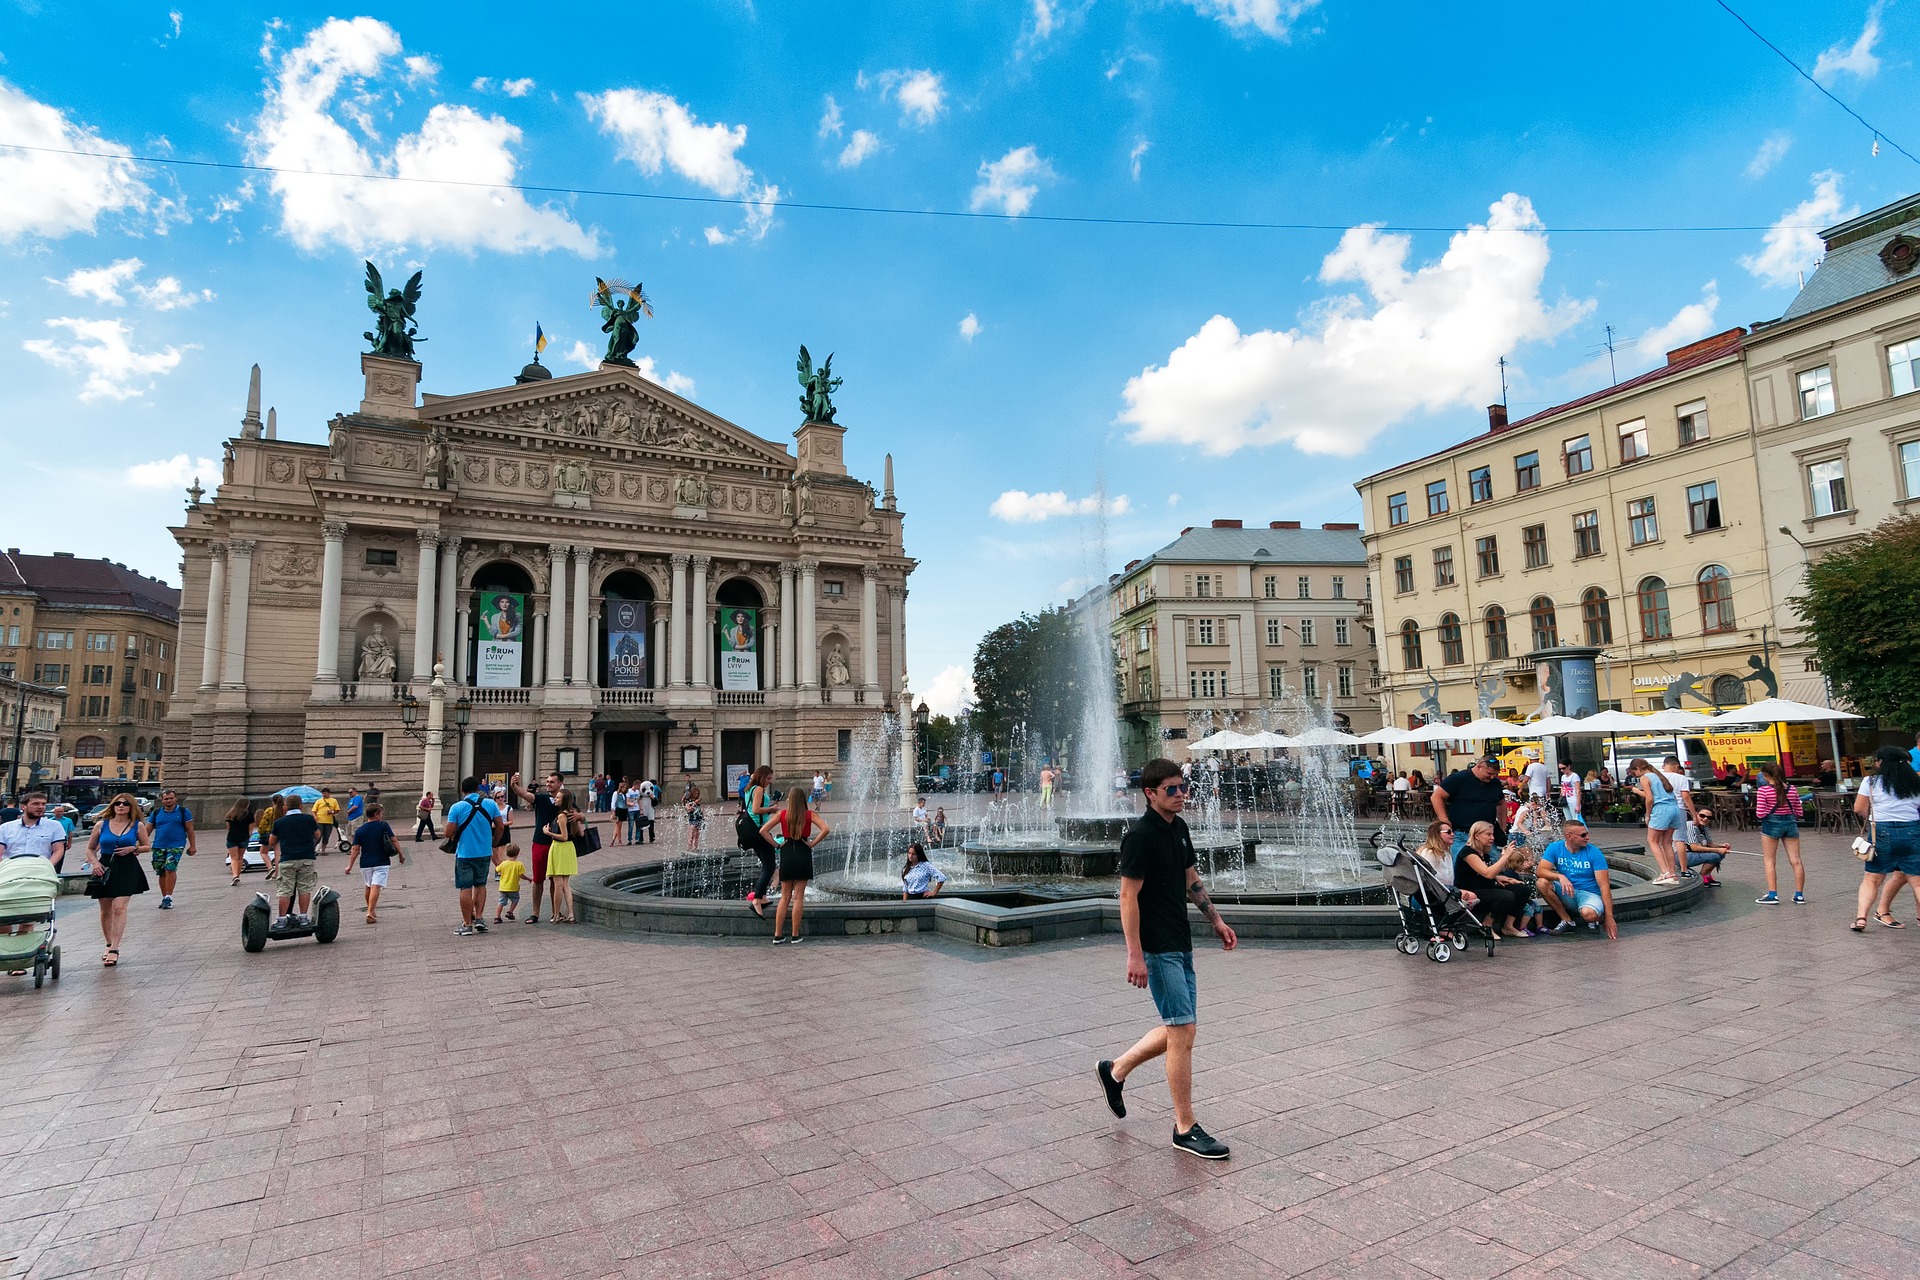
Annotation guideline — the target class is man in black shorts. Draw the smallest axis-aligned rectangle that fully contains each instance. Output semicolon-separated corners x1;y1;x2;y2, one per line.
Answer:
1096;757;1239;1160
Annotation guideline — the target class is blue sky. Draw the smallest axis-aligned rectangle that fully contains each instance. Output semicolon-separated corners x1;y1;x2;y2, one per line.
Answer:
3;0;1916;712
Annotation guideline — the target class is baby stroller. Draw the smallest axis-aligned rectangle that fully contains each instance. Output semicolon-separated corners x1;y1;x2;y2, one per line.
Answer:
1378;843;1497;963
0;857;62;989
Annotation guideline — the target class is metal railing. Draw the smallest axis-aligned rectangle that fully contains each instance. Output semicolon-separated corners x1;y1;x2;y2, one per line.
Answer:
598;688;656;706
717;691;765;706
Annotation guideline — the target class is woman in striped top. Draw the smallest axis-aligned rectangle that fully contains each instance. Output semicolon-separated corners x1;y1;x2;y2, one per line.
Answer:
1753;763;1805;906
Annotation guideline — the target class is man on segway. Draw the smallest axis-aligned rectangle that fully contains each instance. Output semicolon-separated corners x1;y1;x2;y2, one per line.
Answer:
268;795;322;928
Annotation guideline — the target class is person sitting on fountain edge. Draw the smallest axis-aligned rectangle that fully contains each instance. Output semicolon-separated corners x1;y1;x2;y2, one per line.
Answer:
1536;819;1618;939
1095;758;1238;1161
1433;756;1509;859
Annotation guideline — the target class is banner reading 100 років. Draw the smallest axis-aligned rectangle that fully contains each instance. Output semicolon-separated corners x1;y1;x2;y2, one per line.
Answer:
718;607;758;691
607;600;649;687
475;591;524;688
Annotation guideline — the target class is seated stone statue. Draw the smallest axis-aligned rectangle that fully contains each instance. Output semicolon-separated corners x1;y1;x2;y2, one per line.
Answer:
358;622;398;681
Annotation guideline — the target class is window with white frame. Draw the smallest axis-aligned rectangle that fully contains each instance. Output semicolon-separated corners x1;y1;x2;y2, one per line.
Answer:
1188;669;1222;698
1136;625;1151;652
1301;665;1318;697
1266;618;1282;646
1433;545;1455;587
1901;440;1920;499
1808;458;1849;517
1628;497;1658;546
1331;575;1345;599
1334;617;1350;646
1893;340;1920;397
1337;665;1354;697
1196;574;1213;598
1619;419;1649;463
1138;669;1153;699
1686;481;1722;533
85;632;114;651
1297;575;1312;599
1196;617;1215;645
1299;618;1316;645
1262;575;1276;598
1798;365;1835;419
1268;666;1287;699
1676;398;1709;445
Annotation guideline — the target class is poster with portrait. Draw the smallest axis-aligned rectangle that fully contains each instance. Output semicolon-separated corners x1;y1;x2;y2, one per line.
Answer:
607;600;649;688
474;590;525;688
717;607;759;691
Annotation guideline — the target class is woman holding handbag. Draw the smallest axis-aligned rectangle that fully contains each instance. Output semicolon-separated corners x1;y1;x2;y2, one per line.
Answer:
1753;762;1806;905
86;793;150;966
760;785;831;944
541;790;583;924
1852;747;1920;932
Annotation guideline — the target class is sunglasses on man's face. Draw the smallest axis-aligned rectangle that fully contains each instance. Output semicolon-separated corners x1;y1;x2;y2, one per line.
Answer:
1159;783;1190;796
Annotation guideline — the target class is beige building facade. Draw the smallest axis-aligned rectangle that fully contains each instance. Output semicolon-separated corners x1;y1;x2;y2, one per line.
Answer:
1356;328;1782;750
1748;192;1920;705
1;675;67;798
170;346;912;812
1100;521;1380;763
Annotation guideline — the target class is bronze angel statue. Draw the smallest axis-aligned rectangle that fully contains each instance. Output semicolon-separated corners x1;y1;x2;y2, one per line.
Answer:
362;262;423;360
796;345;842;423
594;278;652;367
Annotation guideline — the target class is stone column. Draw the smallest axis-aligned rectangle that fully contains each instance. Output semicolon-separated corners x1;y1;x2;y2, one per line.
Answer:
199;544;226;690
689;555;710;688
571;545;591;686
314;522;346;682
860;567;880;691
411;528;439;682
798;558;819;688
530;611;545;686
652;614;666;687
458;728;474;781
221;538;255;688
891;585;907;692
519;731;536;781
436;536;459;668
669;554;689;686
546;544;569;686
454;596;471;684
778;563;796;689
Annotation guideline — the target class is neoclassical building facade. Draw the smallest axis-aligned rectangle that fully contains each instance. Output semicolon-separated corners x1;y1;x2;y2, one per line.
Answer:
169;348;912;811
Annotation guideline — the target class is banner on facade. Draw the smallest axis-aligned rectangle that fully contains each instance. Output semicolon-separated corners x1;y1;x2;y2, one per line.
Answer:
607;600;649;688
718;607;759;691
475;590;525;688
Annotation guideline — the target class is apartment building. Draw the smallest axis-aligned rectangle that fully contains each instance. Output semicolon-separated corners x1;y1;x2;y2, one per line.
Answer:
0;675;66;798
1747;191;1920;703
1354;327;1780;744
0;551;181;786
1099;520;1379;764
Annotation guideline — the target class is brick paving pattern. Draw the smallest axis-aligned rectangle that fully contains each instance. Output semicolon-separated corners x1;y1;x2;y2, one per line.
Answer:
4;830;1917;1278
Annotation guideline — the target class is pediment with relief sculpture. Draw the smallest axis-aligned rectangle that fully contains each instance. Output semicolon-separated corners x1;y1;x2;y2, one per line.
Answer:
421;367;793;468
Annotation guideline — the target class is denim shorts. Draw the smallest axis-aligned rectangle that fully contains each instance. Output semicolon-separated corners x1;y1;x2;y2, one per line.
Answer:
1867;821;1920;877
1647;803;1686;832
1554;887;1604;918
1144;951;1197;1026
454;857;491;889
1758;814;1799;839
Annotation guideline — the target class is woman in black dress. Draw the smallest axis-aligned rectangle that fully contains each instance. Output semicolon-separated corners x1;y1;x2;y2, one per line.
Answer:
86;793;150;966
759;785;830;944
1454;820;1532;938
224;797;254;885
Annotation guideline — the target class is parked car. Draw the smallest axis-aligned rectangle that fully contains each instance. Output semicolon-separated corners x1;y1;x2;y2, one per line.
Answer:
915;774;956;794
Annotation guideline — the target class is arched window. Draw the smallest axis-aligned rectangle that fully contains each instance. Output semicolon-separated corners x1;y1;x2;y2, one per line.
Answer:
1581;588;1613;645
1483;606;1509;660
75;736;106;759
116;736;129;759
1638;576;1672;640
1710;673;1747;707
1529;597;1559;651
1400;620;1424;670
1437;613;1465;665
150;736;162;760
1698;565;1735;633
134;736;148;757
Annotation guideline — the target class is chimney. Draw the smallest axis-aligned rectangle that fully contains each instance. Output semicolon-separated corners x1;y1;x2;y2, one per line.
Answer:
1487;403;1508;432
1124;559;1141;570
1180;526;1194;535
1321;522;1360;531
1665;326;1746;365
1210;519;1242;529
1269;520;1301;530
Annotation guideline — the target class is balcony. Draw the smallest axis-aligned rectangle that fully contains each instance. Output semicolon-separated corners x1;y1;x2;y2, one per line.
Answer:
597;688;656;707
466;686;533;706
339;682;413;702
717;691;765;707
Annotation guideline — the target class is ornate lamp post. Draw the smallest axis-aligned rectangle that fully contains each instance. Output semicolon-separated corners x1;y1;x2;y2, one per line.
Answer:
914;700;931;778
399;662;470;822
897;677;918;811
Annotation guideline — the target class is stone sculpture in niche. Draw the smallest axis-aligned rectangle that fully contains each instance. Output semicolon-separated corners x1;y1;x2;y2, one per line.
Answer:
825;644;852;687
357;623;398;681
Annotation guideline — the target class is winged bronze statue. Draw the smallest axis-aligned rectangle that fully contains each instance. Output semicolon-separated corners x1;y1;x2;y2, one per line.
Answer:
594;278;652;367
363;262;424;361
796;345;842;424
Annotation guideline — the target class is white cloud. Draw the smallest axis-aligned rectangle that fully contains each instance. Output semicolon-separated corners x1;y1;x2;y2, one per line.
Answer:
838;129;880;168
1182;0;1321;39
585;88;753;196
246;18;598;255
1033;0;1059;37
959;312;982;341
126;453;221;489
402;54;439;84
990;490;1130;522
0;79;152;241
565;339;599;370
1120;193;1591;457
166;11;183;39
1814;3;1884;83
1741;171;1855;288
818;95;843;137
470;75;491;92
136;276;214;310
501;78;534;98
23;316;190;401
48;258;213;310
1574;282;1720;382
921;663;976;718
1745;131;1792;179
1129;137;1150;181
864;69;945;126
970;145;1053;217
632;355;695;397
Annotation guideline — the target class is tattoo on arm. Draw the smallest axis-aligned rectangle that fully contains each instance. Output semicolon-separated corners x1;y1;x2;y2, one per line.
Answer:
1188;881;1218;919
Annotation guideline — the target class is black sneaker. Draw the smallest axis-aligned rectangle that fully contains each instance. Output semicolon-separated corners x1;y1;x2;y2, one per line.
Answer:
1097;1060;1127;1118
1172;1124;1229;1160
472;921;488;934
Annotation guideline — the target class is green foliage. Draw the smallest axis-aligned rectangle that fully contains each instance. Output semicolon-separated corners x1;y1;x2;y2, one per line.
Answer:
970;607;1082;763
1791;514;1920;730
921;713;961;769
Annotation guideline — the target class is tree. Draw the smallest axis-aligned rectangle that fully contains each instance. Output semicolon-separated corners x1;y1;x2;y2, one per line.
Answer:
970;607;1081;766
1792;514;1920;729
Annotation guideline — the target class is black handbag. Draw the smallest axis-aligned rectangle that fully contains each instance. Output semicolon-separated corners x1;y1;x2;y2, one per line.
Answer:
582;822;602;855
439;797;481;855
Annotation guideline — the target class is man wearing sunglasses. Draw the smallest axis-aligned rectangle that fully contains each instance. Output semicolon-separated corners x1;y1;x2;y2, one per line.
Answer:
1097;758;1238;1160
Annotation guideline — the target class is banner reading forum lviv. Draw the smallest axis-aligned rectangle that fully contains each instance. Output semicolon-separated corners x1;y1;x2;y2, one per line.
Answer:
475;590;524;688
718;607;759;691
607;600;649;688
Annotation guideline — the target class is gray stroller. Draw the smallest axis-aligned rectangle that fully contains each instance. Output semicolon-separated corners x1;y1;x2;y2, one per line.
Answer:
1377;843;1497;963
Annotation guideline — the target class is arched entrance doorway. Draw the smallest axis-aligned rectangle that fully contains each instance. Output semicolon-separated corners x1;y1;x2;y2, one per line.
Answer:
599;569;661;784
713;577;766;692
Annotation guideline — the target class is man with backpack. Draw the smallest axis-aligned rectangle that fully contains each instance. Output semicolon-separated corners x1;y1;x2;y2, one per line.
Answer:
444;776;503;936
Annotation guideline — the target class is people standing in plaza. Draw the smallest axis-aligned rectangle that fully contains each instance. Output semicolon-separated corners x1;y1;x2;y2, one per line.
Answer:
901;842;946;898
1660;757;1705;877
609;778;628;847
540;790;582;924
0;792;70;867
311;787;341;856
508;772;562;923
1629;759;1683;886
84;793;149;966
911;796;931;844
683;781;704;851
761;785;830;944
343;787;365;849
1096;759;1238;1160
1558;761;1583;820
493;844;526;923
810;771;826;805
740;765;779;917
145;789;195;910
415;790;437;842
345;801;401;924
1524;755;1552;809
445;776;503;936
1753;762;1806;905
267;794;321;930
1851;747;1920;932
1431;756;1507;857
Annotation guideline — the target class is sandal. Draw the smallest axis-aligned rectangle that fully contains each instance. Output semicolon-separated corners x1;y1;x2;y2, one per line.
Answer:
1877;912;1905;928
103;948;119;966
1852;917;1868;933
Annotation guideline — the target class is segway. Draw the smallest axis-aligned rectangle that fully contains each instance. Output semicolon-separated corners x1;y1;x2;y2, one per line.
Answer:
241;887;341;952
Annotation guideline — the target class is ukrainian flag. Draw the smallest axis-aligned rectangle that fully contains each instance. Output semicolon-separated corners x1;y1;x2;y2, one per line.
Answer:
534;323;548;355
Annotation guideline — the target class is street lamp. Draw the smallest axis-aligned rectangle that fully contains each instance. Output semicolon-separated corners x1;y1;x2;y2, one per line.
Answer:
6;680;67;804
914;700;931;777
397;663;469;823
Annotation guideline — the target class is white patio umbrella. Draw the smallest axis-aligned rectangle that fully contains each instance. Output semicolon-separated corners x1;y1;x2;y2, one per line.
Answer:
1186;731;1235;752
1709;697;1864;725
1451;717;1548;741
1358;726;1423;745
1241;730;1297;749
1291;725;1360;747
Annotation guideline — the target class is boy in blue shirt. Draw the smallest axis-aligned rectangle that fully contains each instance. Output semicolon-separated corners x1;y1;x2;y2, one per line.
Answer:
1536;820;1617;939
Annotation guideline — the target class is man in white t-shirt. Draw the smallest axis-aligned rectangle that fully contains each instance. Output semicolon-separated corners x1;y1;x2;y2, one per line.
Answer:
0;793;68;867
1524;758;1552;802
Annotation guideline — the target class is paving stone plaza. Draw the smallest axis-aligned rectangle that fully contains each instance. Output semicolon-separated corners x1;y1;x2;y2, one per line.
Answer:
5;827;1918;1279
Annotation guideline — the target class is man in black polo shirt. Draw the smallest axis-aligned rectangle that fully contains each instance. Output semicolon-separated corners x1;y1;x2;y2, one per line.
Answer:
1433;755;1508;857
1095;757;1239;1160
